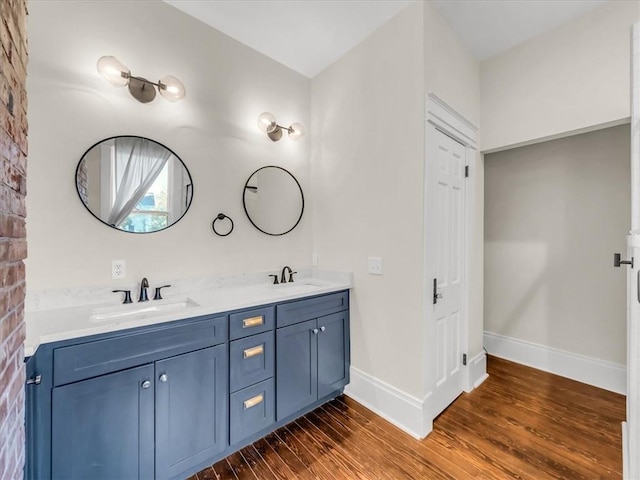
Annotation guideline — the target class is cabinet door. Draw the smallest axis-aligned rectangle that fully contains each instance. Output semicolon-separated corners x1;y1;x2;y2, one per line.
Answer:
317;311;350;399
276;319;317;420
155;344;228;480
51;364;154;480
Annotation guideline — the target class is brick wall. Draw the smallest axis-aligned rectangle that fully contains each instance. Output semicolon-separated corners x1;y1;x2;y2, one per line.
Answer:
0;0;28;479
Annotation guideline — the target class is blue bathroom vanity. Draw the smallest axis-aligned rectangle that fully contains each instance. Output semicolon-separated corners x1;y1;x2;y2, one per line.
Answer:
25;289;350;480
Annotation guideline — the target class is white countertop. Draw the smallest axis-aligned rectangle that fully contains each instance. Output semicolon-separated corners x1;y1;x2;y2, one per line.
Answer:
25;270;352;357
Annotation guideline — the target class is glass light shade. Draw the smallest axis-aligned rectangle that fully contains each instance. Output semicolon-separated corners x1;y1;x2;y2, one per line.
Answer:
257;112;277;133
159;75;186;102
96;56;130;87
288;123;305;141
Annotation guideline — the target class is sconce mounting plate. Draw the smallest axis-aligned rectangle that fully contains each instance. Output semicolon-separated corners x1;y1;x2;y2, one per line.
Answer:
128;77;156;103
267;127;283;142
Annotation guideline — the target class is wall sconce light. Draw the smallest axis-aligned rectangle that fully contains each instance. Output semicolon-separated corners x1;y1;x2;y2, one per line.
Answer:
96;56;186;103
257;112;305;141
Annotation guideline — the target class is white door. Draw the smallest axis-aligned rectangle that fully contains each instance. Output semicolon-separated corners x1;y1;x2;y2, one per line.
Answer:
625;21;640;480
427;124;466;417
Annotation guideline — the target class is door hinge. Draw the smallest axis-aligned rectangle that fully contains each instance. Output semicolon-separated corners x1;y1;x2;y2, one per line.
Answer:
462;354;467;366
464;165;469;178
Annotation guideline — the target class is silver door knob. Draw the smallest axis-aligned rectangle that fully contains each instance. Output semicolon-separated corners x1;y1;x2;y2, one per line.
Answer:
141;380;151;389
312;328;319;334
159;373;168;383
320;326;326;332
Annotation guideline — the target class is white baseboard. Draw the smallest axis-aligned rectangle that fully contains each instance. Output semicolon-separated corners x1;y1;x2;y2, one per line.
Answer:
465;350;489;392
484;331;626;395
345;354;488;440
344;366;428;439
422;350;488;424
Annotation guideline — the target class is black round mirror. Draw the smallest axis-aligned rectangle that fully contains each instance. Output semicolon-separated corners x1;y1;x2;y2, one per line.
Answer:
75;136;193;233
243;166;304;236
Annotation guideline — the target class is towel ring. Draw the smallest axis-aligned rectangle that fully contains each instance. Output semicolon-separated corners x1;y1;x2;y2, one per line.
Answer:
212;213;234;237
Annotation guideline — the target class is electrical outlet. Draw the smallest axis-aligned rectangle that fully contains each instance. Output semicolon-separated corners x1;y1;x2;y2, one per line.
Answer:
368;257;383;275
312;253;319;267
112;260;126;279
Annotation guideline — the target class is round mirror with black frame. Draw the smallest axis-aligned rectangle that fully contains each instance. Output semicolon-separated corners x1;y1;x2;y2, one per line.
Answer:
75;135;194;234
243;166;304;236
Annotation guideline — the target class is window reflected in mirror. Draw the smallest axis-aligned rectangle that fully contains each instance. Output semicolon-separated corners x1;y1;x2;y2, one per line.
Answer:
76;136;193;233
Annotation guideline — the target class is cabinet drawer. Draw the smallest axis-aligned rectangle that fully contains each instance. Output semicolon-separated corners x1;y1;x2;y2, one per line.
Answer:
229;306;274;340
229;378;274;445
230;331;274;393
276;291;349;328
53;315;227;386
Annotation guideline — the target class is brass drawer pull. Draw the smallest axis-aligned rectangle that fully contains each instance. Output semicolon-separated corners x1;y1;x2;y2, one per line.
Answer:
243;393;264;409
242;316;264;328
243;345;264;359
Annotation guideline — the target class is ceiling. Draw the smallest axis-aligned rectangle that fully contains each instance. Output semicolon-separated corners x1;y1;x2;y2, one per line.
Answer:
164;0;609;78
431;0;608;61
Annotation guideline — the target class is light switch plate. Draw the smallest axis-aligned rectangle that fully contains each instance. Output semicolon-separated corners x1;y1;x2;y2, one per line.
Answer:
368;257;383;275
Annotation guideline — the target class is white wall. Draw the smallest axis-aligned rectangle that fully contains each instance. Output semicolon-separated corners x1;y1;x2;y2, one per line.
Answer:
424;1;480;126
484;125;630;366
311;0;482;410
481;1;639;152
26;0;311;291
311;2;426;398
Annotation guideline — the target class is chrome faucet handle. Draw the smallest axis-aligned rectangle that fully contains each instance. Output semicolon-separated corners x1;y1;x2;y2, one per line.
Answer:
153;285;171;300
139;277;149;302
112;290;133;304
269;274;279;285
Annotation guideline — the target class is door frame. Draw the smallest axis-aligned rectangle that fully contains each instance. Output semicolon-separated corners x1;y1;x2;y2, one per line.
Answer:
624;21;640;480
422;93;479;434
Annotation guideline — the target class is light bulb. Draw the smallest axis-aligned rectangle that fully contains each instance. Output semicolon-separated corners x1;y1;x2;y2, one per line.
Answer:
288;123;305;141
257;112;277;133
159;75;186;102
96;56;130;87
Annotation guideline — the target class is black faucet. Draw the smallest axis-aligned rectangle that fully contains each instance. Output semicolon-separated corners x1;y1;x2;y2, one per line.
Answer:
112;289;133;304
153;284;172;300
280;266;297;284
139;277;149;302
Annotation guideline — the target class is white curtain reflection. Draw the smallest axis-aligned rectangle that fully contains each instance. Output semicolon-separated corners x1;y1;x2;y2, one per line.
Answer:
107;138;172;227
168;159;191;224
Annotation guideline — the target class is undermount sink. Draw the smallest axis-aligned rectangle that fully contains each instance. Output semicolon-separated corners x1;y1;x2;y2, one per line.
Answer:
90;297;200;323
270;280;325;294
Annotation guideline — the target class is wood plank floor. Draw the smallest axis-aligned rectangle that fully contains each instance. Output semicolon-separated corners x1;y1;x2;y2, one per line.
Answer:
190;356;626;479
